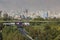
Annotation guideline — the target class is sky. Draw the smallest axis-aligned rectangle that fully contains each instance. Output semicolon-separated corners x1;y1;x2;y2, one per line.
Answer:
0;0;60;12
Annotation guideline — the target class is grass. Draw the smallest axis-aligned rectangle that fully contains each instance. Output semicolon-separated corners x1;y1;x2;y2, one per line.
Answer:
1;21;60;40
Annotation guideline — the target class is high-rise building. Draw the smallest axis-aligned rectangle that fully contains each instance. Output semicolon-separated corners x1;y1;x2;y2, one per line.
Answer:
43;12;48;19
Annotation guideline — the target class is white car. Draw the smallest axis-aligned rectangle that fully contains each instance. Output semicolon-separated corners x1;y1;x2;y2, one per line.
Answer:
23;22;30;26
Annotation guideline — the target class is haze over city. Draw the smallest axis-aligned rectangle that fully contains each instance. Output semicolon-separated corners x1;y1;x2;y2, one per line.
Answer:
0;0;60;12
0;0;60;40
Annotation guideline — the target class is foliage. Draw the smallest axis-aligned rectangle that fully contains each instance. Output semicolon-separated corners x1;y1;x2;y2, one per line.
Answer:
2;22;60;40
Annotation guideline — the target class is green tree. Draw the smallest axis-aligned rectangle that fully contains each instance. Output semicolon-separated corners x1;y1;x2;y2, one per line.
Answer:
3;13;9;21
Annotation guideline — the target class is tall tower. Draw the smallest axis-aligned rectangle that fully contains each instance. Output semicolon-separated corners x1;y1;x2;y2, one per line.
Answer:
23;9;28;18
46;12;48;18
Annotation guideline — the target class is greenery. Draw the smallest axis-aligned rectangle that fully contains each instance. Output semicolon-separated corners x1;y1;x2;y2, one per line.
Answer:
0;15;60;40
2;22;60;40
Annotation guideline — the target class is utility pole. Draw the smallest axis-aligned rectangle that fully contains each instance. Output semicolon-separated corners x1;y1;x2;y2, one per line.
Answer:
0;11;2;17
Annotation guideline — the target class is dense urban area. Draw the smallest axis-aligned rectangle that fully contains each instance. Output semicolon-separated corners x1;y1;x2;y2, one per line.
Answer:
0;9;60;21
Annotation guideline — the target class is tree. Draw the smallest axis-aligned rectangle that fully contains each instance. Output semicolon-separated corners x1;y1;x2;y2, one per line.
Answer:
3;12;9;21
33;16;44;21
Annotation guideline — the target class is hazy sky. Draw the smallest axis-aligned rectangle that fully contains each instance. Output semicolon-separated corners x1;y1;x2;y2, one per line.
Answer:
0;0;60;12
